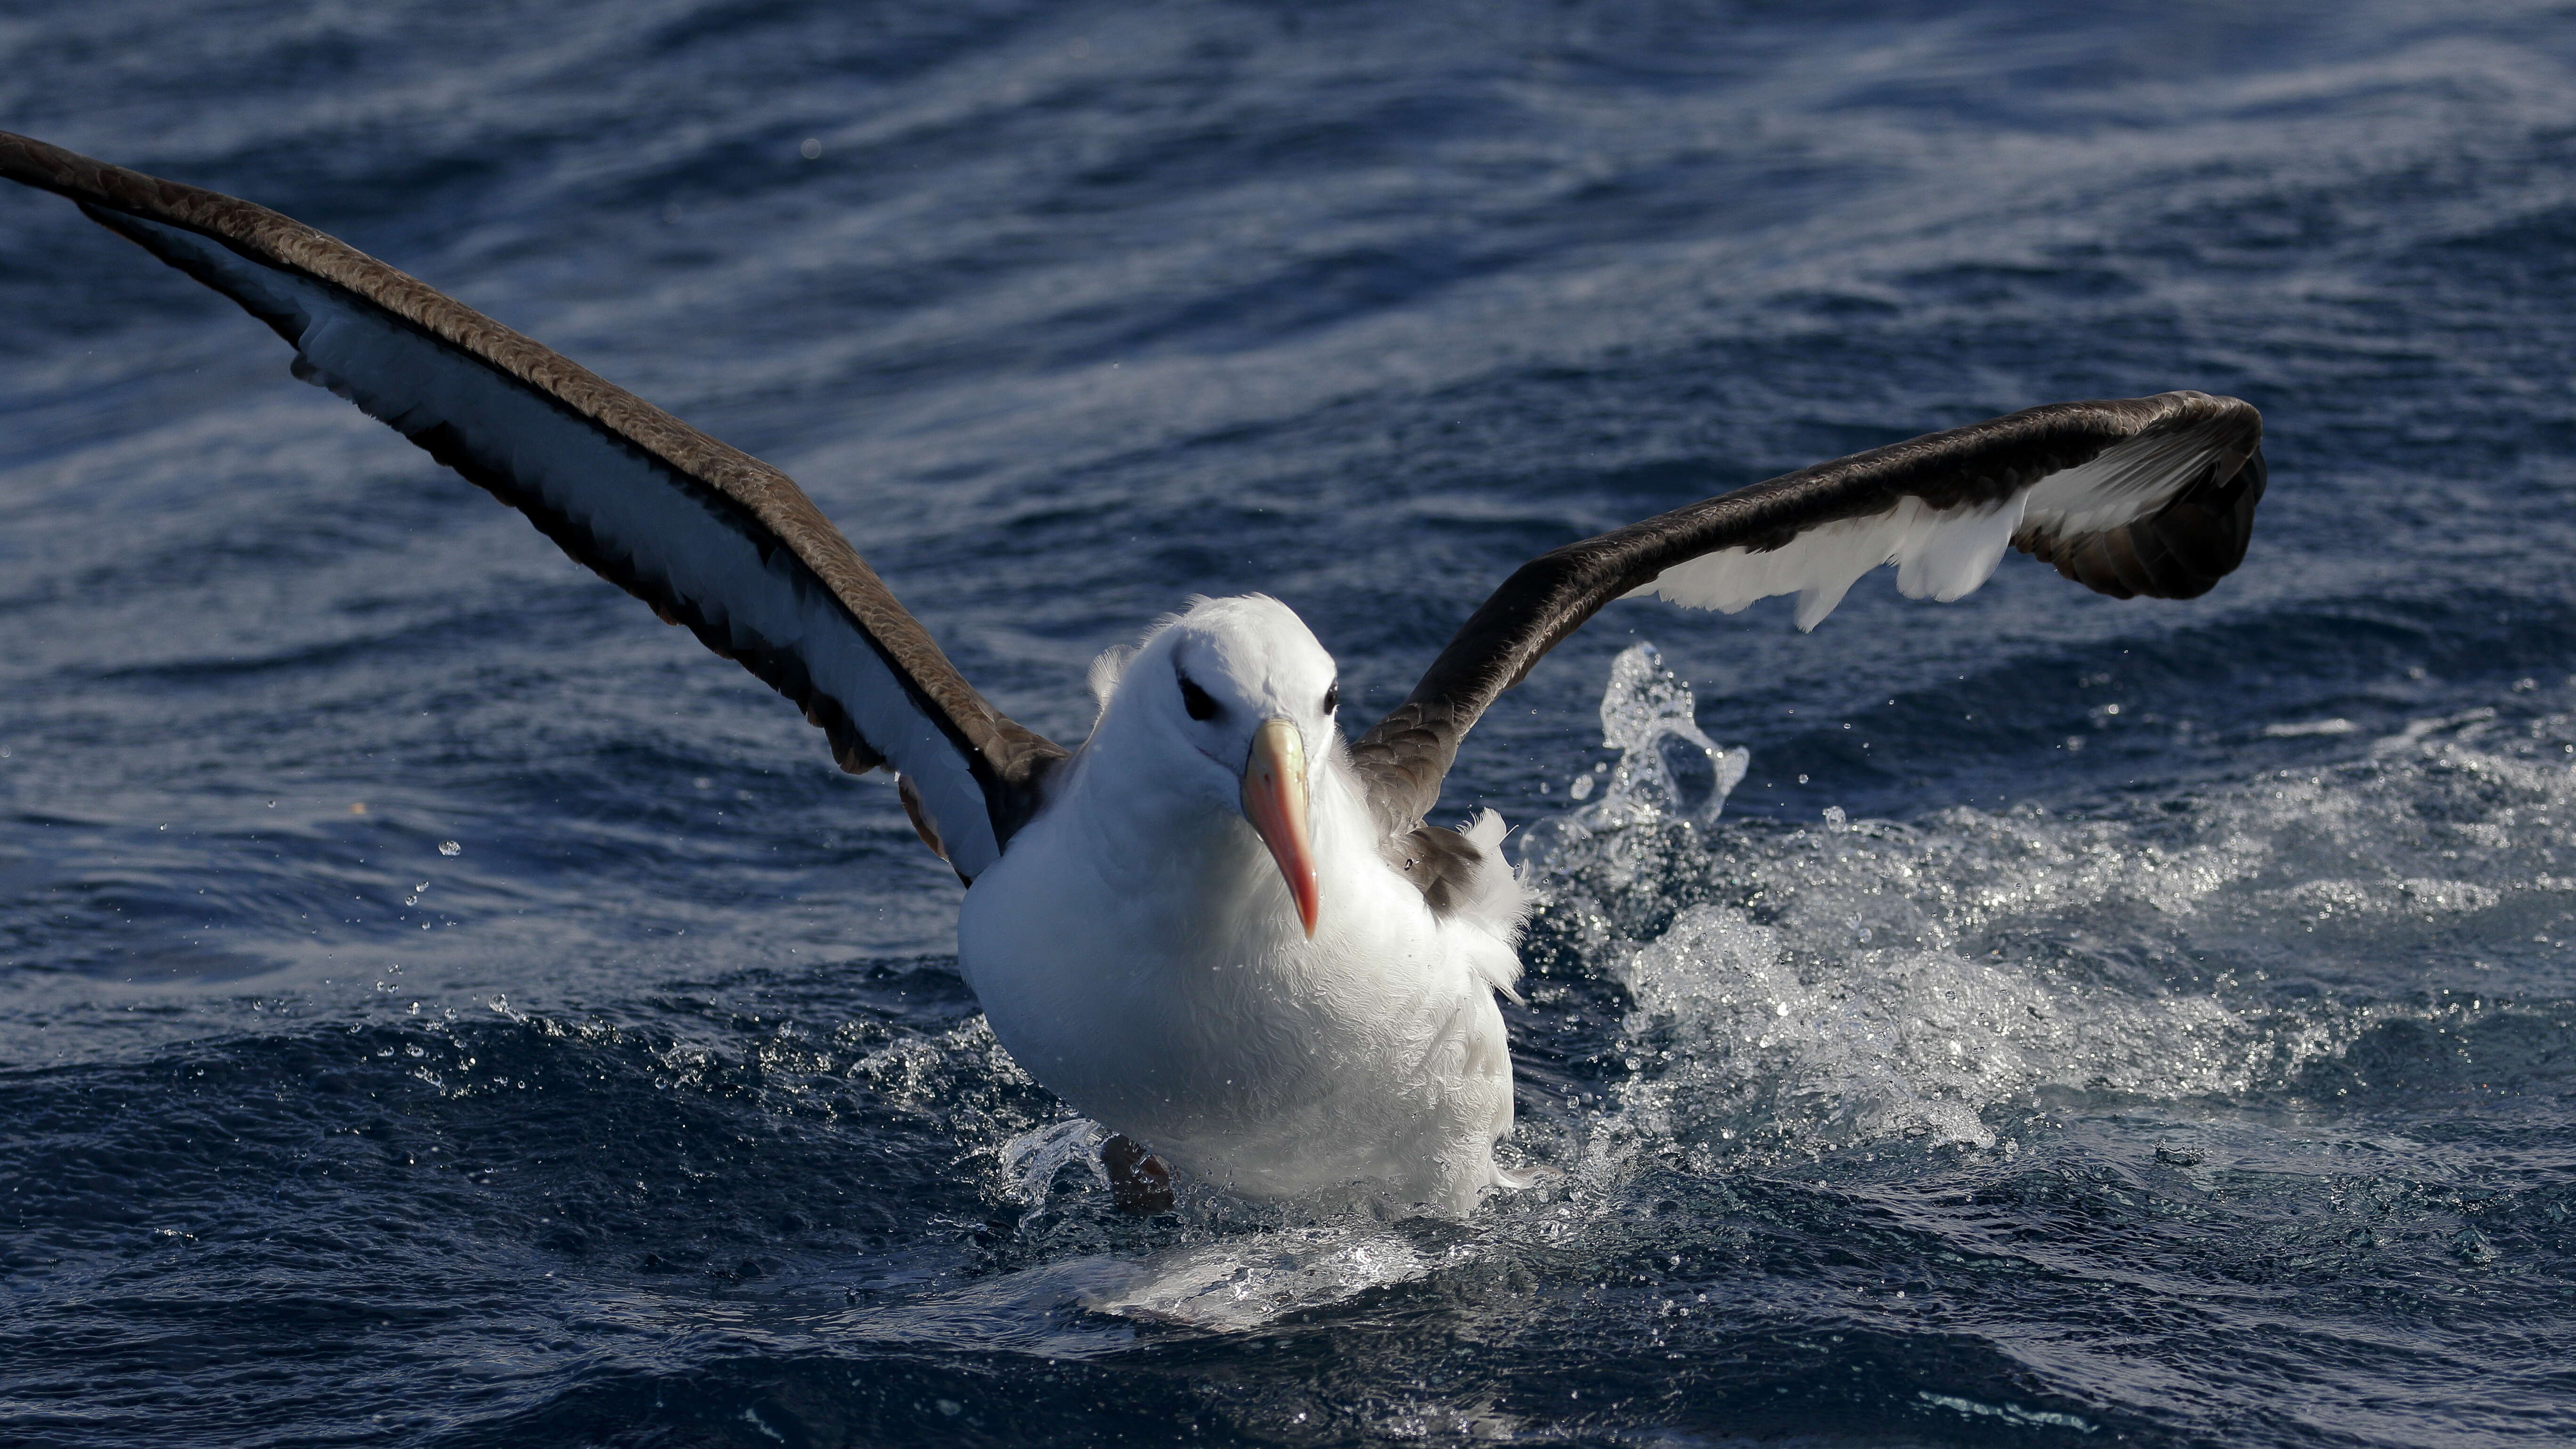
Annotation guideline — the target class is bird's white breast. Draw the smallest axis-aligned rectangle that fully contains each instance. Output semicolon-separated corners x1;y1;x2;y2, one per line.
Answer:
956;753;1519;1212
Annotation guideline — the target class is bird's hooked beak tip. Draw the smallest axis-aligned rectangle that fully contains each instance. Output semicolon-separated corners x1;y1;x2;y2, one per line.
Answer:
1240;717;1320;937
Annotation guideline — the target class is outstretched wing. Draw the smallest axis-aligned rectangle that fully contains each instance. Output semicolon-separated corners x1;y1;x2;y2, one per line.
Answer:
0;131;1062;880
1350;391;2265;832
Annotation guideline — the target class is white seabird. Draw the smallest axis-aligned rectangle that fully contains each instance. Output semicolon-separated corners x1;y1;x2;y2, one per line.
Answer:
0;134;2268;1214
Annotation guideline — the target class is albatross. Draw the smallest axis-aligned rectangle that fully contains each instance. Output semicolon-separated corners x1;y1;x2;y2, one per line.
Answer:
0;133;2267;1215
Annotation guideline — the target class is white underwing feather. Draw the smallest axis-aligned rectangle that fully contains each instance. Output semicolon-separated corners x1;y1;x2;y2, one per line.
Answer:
2021;413;2242;539
117;214;1009;876
1893;496;2023;603
1628;495;2028;632
1625;411;2242;631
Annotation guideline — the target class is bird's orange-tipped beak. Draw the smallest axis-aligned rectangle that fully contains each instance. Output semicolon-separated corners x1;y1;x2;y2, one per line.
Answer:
1240;717;1321;937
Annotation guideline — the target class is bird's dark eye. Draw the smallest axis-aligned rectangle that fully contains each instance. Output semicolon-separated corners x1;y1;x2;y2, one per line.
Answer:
1178;672;1220;721
1322;682;1338;715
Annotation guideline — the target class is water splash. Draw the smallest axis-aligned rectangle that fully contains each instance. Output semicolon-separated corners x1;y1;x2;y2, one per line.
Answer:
1521;643;1747;886
998;1115;1109;1204
1586;643;1748;827
1516;653;2576;1176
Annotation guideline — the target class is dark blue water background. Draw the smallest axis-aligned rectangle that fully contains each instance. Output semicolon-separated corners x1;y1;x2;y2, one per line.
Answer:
4;2;2574;1443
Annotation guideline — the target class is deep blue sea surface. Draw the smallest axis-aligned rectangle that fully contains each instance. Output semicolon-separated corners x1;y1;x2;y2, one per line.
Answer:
5;2;2576;1444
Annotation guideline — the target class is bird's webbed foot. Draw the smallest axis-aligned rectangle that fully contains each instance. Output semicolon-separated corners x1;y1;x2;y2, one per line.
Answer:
1101;1134;1174;1215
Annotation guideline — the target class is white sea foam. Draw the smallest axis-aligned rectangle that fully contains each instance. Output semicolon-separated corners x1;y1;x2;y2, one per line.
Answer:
1074;1224;1436;1328
1519;647;2576;1173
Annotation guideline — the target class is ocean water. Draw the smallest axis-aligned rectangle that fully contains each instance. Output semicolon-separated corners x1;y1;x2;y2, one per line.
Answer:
3;1;2574;1443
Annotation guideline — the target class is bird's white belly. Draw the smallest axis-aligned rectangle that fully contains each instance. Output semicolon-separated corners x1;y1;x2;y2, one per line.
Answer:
956;804;1516;1212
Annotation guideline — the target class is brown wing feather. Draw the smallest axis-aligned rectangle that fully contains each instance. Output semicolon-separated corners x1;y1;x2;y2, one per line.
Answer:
1350;392;2265;834
0;131;1066;868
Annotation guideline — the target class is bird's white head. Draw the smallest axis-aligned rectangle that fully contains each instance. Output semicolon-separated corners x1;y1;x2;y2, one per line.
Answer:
1086;596;1340;936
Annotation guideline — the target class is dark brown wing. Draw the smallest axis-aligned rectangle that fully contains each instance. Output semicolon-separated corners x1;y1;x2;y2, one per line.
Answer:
1350;391;2265;833
0;131;1063;879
